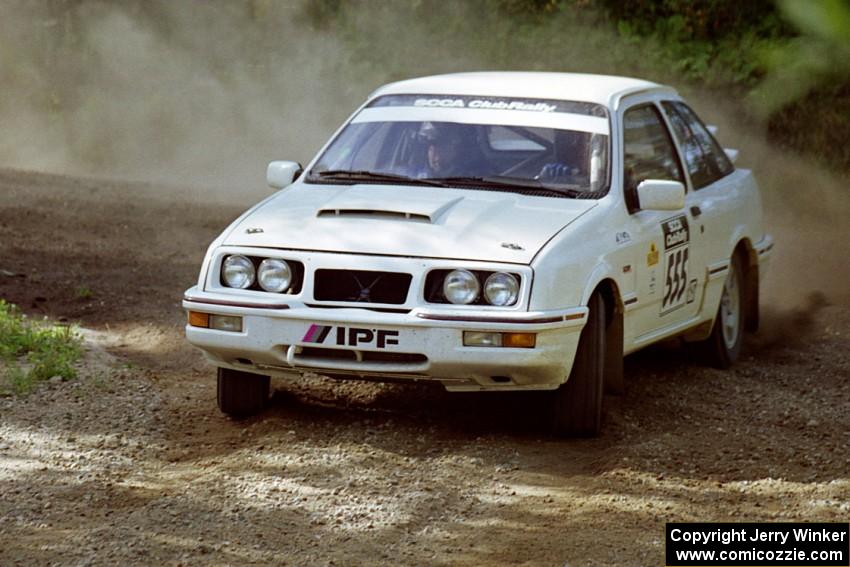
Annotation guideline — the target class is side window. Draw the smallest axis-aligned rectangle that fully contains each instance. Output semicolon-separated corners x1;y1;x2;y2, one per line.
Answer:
667;102;734;189
622;104;684;212
661;102;717;189
675;102;734;177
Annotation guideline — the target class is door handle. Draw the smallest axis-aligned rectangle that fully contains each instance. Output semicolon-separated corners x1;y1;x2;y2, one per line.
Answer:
690;205;702;218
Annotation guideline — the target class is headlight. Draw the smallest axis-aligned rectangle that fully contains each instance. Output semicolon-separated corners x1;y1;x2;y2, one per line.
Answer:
443;269;480;305
257;258;292;293
484;272;519;306
222;255;255;289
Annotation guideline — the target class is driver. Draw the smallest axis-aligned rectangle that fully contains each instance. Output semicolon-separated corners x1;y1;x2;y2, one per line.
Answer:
416;122;467;178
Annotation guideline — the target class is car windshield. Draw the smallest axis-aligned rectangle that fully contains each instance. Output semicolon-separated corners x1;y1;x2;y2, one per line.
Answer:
306;95;611;197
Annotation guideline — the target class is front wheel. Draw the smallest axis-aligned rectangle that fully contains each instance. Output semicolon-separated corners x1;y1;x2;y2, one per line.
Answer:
701;254;745;369
548;291;605;437
217;368;270;417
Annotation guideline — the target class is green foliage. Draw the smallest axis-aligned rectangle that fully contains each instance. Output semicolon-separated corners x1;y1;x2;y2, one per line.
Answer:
746;0;850;173
494;0;561;17
0;300;82;395
600;0;789;41
767;80;850;172
597;0;850;173
306;0;796;96
753;0;850;113
608;0;788;88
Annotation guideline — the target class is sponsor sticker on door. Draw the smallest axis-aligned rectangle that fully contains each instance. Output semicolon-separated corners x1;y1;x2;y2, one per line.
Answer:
661;215;690;316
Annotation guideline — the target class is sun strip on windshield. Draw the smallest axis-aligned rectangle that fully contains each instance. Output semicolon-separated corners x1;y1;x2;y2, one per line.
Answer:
351;106;609;135
369;94;608;116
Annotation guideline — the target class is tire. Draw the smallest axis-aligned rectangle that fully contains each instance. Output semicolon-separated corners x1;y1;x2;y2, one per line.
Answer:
217;367;270;417
701;253;745;369
549;291;605;437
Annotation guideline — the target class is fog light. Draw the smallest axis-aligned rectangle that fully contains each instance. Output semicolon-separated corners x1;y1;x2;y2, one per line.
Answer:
209;315;243;332
502;332;536;348
188;311;209;328
463;331;501;347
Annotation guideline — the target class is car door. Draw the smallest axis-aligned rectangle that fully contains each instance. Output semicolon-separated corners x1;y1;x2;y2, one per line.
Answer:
619;101;707;345
660;101;739;318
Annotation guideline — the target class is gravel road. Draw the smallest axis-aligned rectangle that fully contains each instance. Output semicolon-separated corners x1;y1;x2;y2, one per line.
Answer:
0;168;848;566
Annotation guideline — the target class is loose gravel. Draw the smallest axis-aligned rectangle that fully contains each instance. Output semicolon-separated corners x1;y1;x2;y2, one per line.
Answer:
1;169;848;566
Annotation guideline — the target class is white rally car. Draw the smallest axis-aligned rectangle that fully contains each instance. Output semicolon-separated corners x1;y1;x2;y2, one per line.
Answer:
183;72;773;436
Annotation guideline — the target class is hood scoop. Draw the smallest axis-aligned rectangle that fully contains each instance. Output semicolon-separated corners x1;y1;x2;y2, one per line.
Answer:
317;208;432;223
315;188;464;225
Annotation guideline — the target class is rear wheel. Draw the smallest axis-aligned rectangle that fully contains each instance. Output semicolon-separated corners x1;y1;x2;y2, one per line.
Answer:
549;291;605;437
217;368;270;417
701;254;745;369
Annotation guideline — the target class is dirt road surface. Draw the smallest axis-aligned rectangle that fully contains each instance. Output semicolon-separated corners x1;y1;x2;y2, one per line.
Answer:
1;168;848;566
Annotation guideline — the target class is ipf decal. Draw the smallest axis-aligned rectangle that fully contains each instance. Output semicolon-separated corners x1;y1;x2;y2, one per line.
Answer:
302;324;399;349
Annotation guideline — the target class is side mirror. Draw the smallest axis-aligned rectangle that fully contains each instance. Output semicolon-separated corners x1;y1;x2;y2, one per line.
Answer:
267;161;303;189
636;179;685;211
724;148;739;164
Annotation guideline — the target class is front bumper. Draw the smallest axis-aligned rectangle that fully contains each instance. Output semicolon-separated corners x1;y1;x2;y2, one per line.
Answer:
183;288;587;392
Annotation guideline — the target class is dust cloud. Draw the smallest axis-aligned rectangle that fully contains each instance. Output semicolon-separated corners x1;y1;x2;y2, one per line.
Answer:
0;0;642;198
690;93;850;309
0;0;364;199
0;0;847;309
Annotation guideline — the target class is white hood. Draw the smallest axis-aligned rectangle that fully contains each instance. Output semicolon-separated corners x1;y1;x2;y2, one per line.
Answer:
223;183;597;264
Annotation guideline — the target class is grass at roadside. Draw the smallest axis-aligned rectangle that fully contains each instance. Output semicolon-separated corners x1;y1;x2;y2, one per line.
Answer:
0;300;82;396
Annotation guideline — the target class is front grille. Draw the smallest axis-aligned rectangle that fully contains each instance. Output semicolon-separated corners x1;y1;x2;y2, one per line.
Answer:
297;347;427;365
361;351;428;364
313;269;412;304
298;346;357;361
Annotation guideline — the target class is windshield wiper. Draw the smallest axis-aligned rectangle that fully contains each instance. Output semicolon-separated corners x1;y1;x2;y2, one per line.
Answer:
428;175;584;198
308;170;586;196
308;170;445;187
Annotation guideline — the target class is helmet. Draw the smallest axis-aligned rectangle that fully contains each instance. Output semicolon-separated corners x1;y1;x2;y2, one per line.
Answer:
418;122;466;146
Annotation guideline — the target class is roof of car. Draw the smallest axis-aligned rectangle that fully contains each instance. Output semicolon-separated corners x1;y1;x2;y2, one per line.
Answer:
370;72;675;109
